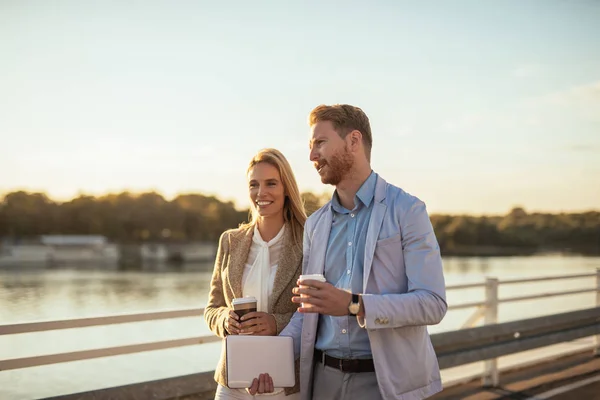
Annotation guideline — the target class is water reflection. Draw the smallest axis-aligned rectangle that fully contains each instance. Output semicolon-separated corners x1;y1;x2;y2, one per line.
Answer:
0;262;214;324
0;256;599;400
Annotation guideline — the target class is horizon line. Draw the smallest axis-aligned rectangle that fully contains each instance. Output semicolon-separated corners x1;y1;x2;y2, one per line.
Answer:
1;187;598;217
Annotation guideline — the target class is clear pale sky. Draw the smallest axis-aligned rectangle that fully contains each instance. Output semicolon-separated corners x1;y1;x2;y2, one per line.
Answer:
1;0;599;214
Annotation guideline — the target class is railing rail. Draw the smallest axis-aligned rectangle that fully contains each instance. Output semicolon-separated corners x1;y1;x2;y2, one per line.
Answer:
0;336;221;371
1;269;599;390
0;308;204;336
433;307;600;368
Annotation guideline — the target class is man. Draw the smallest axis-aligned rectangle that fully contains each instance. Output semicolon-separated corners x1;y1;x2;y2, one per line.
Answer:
250;104;447;400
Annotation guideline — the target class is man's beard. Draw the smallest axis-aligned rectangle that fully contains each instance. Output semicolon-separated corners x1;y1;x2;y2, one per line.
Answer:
319;145;354;185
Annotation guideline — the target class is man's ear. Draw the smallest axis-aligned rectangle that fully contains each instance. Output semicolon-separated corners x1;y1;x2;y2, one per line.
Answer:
349;130;362;150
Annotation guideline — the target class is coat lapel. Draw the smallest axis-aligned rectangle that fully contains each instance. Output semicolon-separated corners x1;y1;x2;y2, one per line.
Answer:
309;204;333;275
363;176;387;290
227;226;253;299
270;224;302;307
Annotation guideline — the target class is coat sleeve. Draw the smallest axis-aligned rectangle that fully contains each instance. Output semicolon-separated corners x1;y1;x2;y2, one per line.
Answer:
279;223;311;359
358;199;447;329
204;231;231;338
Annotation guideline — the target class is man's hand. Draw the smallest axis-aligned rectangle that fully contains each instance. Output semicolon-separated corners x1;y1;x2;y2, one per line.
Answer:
239;312;277;335
292;279;352;316
246;373;274;395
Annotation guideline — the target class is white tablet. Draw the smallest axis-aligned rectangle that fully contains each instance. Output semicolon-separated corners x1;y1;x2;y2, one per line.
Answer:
225;335;295;389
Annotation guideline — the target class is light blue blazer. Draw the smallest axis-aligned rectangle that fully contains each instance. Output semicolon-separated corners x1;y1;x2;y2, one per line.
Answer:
280;174;447;400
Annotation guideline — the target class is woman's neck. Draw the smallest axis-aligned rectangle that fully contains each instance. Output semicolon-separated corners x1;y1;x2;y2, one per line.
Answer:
256;214;285;242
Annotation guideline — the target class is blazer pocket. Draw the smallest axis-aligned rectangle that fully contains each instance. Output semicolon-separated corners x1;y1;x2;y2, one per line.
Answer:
376;233;401;248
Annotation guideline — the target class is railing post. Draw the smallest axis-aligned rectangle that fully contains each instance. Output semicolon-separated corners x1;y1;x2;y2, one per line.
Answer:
595;269;600;357
482;277;499;387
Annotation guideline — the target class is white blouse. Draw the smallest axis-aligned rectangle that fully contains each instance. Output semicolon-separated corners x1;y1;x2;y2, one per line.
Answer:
241;224;285;312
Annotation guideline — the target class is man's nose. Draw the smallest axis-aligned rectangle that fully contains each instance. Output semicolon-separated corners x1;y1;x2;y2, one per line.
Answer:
309;148;318;162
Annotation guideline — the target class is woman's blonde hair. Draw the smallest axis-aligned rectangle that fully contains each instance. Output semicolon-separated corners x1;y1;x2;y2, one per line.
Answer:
242;148;306;249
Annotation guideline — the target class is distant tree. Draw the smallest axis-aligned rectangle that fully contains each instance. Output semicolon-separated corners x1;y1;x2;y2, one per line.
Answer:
301;191;331;216
1;191;598;254
1;192;57;237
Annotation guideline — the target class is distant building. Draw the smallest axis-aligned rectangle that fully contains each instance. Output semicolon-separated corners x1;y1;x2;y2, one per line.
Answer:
0;235;119;267
140;243;169;261
140;242;216;262
40;235;108;247
0;235;216;267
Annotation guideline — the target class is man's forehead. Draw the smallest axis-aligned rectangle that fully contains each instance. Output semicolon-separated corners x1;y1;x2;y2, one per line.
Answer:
309;121;333;139
309;127;320;140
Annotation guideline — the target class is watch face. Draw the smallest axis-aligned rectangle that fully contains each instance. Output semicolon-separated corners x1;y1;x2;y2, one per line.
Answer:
349;303;360;315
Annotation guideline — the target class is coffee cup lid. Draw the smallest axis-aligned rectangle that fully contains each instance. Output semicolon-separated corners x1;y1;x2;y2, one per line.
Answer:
232;296;257;306
299;274;326;282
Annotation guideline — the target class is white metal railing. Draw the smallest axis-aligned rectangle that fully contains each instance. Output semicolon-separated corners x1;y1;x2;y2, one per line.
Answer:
448;270;600;386
0;308;220;371
0;308;205;335
1;269;599;386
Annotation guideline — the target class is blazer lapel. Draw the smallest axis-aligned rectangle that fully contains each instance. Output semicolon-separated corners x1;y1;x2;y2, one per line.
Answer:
227;226;253;299
309;204;333;275
270;223;302;307
363;176;387;290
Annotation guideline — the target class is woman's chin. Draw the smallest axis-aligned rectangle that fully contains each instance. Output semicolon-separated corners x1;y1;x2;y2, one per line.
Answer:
257;209;283;219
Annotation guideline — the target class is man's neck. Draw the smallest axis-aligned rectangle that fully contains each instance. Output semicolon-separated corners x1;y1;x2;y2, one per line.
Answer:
256;214;285;242
335;166;372;210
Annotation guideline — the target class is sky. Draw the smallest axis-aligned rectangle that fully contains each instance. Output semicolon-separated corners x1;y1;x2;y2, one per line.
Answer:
1;0;599;215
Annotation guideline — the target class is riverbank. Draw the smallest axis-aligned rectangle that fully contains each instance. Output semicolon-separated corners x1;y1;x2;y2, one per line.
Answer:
441;246;599;257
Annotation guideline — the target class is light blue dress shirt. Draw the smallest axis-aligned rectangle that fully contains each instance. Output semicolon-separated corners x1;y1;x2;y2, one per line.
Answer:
315;171;377;359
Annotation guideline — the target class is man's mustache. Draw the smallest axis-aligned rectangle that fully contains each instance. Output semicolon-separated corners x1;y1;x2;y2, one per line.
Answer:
314;161;327;170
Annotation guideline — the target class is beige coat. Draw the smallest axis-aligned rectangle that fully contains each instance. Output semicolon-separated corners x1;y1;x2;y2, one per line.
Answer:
204;222;302;395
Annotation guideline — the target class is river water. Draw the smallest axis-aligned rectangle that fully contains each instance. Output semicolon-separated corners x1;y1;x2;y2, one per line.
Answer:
1;255;598;399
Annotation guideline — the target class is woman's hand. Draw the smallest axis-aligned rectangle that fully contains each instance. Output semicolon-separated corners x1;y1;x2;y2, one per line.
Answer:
247;373;274;395
239;312;277;336
224;309;241;335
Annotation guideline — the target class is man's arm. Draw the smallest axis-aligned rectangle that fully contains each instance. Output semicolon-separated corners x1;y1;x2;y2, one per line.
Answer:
279;310;303;359
358;199;447;329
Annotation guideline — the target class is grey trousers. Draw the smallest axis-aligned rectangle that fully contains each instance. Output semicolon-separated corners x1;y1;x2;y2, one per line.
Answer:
311;359;383;400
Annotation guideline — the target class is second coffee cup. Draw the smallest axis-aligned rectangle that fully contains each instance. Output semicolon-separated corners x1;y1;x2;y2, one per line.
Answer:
298;274;326;309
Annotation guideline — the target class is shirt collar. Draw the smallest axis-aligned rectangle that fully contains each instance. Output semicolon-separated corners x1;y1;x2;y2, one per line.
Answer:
331;171;377;213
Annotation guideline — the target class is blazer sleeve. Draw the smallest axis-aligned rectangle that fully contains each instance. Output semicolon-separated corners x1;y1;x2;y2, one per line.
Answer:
279;224;311;359
204;231;231;338
359;199;448;329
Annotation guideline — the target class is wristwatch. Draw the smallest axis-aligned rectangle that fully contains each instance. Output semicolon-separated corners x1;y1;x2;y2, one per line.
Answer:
348;293;360;316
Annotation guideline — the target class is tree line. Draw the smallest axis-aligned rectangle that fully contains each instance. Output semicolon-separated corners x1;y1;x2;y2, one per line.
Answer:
1;192;598;255
0;191;330;244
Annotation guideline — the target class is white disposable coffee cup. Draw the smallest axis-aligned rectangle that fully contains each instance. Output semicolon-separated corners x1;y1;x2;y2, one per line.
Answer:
298;274;326;309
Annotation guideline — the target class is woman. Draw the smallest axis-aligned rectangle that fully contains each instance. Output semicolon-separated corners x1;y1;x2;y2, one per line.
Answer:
204;148;306;399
